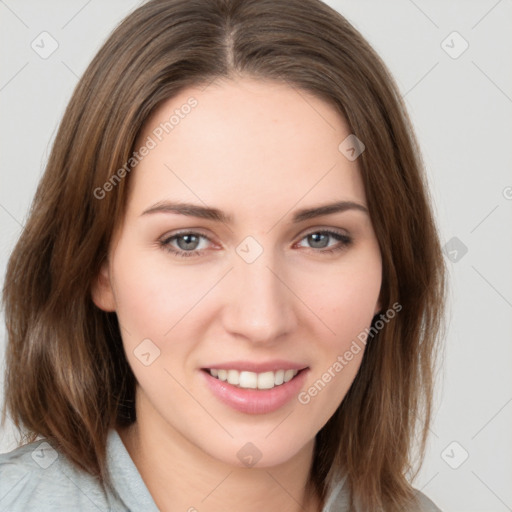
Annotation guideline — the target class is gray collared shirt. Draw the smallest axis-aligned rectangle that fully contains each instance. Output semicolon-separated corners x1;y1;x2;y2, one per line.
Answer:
0;429;441;511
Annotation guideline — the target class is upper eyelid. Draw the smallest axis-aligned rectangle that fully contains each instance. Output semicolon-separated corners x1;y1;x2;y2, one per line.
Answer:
161;229;214;244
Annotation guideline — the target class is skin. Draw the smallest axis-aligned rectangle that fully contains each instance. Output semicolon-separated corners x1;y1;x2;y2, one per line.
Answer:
92;77;382;512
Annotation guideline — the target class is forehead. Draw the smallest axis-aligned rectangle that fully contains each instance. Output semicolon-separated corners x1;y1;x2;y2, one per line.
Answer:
129;77;366;217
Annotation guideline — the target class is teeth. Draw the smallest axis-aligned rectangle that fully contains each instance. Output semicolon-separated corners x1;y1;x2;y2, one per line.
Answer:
208;368;299;390
257;371;275;390
239;371;257;388
284;369;296;383
227;369;240;386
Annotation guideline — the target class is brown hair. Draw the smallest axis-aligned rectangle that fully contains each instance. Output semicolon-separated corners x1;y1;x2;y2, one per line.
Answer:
1;0;446;510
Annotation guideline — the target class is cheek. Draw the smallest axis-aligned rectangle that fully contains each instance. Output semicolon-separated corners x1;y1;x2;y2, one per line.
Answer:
297;251;381;416
296;265;380;423
111;243;206;338
111;246;203;391
302;254;382;348
334;274;380;341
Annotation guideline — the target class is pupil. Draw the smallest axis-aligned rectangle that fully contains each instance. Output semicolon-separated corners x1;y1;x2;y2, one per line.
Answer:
309;233;328;248
178;234;198;250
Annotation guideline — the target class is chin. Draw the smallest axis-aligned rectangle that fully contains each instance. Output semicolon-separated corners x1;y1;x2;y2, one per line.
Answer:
201;432;314;470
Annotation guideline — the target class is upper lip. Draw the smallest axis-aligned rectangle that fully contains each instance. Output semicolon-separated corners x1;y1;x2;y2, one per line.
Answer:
202;360;308;373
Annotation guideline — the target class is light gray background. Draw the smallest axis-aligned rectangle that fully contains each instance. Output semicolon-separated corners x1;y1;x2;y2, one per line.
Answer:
1;1;511;511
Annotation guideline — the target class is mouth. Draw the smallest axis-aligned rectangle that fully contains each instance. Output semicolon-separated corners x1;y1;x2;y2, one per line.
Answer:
200;365;309;415
203;368;304;390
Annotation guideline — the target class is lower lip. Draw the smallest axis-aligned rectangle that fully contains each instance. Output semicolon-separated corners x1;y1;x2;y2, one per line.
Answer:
201;369;309;415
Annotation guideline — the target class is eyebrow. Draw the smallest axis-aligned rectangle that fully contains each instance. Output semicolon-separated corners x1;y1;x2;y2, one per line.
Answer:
141;200;368;223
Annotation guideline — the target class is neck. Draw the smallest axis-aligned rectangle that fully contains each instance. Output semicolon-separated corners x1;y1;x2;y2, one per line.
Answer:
117;391;322;512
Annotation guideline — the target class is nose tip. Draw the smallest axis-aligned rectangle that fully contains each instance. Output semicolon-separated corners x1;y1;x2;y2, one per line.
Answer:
221;256;296;344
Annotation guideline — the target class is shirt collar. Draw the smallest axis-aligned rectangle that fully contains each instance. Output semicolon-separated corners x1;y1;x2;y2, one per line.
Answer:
106;428;160;511
107;428;348;511
322;471;349;511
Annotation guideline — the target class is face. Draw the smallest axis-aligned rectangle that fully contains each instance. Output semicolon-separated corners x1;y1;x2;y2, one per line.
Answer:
93;77;382;468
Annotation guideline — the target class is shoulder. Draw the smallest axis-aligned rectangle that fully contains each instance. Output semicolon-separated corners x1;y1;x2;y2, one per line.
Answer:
322;473;442;512
413;488;442;512
0;437;123;511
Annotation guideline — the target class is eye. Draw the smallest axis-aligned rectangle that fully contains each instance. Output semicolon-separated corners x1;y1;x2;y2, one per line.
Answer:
159;228;353;259
295;229;352;253
159;231;213;258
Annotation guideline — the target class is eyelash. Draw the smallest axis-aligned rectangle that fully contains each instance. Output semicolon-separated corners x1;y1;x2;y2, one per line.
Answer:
158;229;353;258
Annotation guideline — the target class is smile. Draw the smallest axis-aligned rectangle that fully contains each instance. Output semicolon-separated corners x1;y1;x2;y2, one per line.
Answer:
201;367;309;414
208;368;299;390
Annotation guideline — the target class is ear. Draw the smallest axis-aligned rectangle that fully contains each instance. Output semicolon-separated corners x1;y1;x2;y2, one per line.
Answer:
91;260;116;312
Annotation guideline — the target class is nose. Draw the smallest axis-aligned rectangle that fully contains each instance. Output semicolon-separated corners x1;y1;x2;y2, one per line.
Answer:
220;250;297;345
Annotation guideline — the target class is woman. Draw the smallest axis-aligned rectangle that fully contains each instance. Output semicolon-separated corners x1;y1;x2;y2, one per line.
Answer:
1;0;446;510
